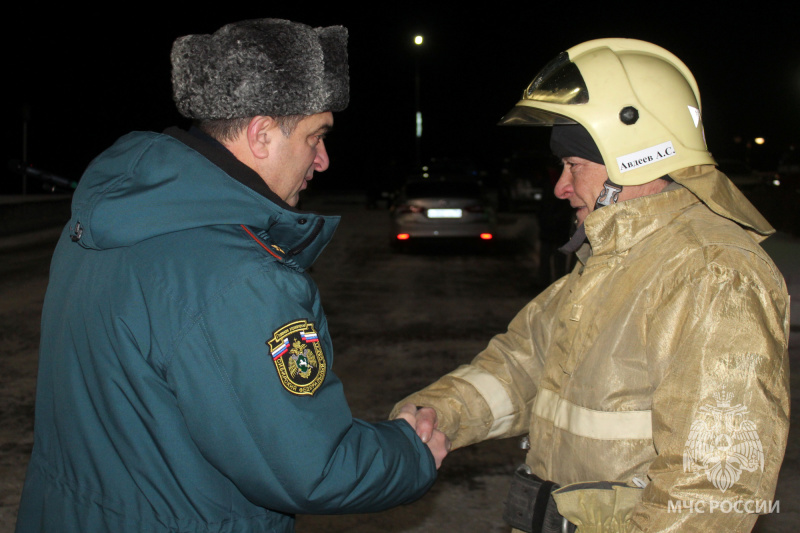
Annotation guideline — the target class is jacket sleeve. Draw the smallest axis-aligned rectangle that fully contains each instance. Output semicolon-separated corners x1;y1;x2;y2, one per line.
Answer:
165;265;436;515
630;253;790;532
390;277;569;450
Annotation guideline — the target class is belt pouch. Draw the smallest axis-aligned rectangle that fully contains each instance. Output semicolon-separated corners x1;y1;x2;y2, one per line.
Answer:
503;465;573;533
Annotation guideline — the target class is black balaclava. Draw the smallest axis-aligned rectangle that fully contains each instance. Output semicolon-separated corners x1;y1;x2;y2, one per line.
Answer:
550;123;604;165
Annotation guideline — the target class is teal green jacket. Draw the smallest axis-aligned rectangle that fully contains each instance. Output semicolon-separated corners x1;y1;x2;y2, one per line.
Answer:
16;128;436;532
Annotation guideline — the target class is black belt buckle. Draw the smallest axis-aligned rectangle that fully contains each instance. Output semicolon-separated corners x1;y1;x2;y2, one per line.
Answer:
503;465;575;533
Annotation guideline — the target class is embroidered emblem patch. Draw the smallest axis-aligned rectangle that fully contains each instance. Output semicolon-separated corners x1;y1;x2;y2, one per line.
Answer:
268;320;327;396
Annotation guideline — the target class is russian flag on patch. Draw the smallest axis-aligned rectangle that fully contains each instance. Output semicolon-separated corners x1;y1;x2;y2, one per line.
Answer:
301;331;319;343
272;338;290;360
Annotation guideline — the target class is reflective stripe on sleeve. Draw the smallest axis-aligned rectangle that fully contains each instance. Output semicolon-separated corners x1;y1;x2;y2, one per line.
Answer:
533;388;652;440
450;365;516;439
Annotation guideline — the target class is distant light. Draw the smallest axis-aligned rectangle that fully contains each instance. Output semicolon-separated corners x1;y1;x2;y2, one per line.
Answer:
414;35;423;45
773;179;781;186
480;233;493;240
422;173;429;178
396;233;411;240
416;112;423;138
754;137;765;145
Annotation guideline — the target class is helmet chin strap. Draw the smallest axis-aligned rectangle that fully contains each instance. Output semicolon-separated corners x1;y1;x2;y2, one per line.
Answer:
595;179;623;209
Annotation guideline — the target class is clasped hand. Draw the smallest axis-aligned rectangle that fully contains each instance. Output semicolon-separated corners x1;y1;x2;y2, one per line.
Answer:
394;404;450;469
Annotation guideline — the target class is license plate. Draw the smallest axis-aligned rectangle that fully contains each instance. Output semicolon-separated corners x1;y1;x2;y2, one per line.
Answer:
427;208;462;218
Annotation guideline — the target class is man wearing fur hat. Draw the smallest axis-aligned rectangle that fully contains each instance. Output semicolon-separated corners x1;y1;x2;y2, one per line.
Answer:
15;19;447;533
393;39;789;532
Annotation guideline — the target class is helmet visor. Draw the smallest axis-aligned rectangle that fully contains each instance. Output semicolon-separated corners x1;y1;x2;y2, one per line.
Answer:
498;51;589;126
525;52;589;105
498;106;577;126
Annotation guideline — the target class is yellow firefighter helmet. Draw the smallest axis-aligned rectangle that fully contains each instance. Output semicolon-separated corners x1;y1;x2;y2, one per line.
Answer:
499;38;716;186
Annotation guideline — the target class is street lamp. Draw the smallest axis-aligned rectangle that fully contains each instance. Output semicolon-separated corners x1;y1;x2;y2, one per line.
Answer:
414;35;423;166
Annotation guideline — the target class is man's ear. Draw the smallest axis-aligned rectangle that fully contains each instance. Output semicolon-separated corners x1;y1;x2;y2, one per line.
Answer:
247;116;278;160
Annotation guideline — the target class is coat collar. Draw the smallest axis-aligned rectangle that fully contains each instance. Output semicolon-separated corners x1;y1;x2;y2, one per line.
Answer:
165;127;340;269
165;126;289;209
579;165;774;262
69;127;338;271
581;185;698;260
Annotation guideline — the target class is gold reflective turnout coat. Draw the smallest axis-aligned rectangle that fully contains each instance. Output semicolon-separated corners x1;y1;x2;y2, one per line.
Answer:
393;166;790;532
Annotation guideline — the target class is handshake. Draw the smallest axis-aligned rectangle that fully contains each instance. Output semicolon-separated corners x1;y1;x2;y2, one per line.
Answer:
394;404;451;469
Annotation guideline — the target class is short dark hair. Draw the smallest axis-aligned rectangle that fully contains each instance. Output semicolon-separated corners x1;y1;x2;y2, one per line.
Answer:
196;114;307;143
273;115;307;137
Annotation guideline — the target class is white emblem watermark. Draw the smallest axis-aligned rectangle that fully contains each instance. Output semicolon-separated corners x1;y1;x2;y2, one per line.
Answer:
668;499;779;514
668;387;777;514
683;388;764;492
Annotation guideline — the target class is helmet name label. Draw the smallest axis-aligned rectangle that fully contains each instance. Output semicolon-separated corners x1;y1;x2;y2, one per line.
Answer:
617;142;676;174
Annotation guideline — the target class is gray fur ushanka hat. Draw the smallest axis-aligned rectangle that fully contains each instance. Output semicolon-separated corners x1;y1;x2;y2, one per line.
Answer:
171;18;349;119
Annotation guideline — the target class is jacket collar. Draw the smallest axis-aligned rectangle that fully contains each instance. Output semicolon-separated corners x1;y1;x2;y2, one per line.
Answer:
581;185;698;260
164;127;340;269
579;165;773;262
165;126;290;209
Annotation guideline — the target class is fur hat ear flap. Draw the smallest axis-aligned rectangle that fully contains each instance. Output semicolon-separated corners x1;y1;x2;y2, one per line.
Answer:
171;18;349;120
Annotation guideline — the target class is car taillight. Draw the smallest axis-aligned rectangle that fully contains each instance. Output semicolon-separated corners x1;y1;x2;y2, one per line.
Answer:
464;204;484;213
396;233;411;240
480;233;493;240
397;205;425;214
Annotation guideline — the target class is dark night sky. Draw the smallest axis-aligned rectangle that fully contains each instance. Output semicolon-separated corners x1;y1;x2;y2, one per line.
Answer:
4;3;798;193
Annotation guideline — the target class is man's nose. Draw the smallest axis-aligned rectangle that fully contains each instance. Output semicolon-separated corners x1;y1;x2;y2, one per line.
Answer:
314;140;330;172
554;166;573;199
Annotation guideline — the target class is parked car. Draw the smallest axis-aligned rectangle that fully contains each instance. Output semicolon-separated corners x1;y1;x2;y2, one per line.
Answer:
389;179;495;246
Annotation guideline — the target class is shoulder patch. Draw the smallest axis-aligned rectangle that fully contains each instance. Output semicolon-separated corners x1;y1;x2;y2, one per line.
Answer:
267;319;327;396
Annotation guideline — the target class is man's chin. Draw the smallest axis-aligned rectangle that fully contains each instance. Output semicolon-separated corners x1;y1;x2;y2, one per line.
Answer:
575;207;589;225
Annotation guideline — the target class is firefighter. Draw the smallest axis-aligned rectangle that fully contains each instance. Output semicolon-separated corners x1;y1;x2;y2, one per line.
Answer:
393;38;790;532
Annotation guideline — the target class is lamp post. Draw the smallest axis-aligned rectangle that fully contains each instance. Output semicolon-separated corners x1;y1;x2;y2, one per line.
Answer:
414;35;423;167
